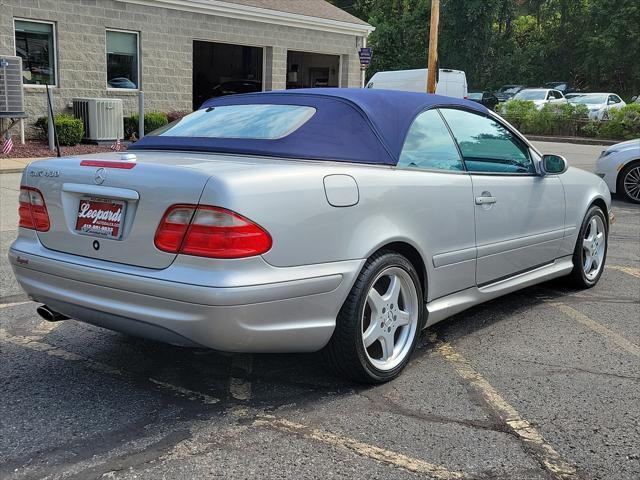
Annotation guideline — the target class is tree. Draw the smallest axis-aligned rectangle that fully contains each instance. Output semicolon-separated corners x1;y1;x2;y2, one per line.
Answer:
354;0;639;97
357;0;431;74
582;0;640;96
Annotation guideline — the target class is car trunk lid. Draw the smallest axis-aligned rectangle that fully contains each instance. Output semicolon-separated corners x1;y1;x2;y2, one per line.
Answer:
25;152;213;269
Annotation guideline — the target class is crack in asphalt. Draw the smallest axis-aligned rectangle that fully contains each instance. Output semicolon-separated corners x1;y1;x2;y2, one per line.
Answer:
0;409;196;480
64;429;194;480
358;390;512;435
429;333;582;480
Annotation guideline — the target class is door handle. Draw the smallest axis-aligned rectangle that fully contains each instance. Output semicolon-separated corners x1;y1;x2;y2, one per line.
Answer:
475;195;497;205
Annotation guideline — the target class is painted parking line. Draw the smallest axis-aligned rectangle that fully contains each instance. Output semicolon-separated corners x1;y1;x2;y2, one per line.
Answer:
0;328;220;404
254;414;467;480
549;302;640;358
0;301;32;309
32;320;61;335
608;265;640;279
2;327;469;478
431;334;577;480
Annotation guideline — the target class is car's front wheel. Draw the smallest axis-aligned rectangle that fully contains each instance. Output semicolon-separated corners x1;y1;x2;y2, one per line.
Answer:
568;206;608;288
618;162;640;204
323;251;424;384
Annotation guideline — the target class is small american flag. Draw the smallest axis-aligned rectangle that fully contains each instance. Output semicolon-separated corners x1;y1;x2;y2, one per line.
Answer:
110;138;121;152
2;134;13;155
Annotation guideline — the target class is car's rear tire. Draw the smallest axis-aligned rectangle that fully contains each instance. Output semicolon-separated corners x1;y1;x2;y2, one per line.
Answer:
568;206;608;289
617;162;640;204
322;251;424;384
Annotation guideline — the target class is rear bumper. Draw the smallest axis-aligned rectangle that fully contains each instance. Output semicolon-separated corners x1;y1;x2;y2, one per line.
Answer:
9;233;364;352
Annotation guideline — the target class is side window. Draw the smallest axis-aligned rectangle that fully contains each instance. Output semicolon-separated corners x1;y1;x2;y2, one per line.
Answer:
609;95;620;104
14;19;57;86
440;109;535;174
553;91;563;99
398;109;464;171
106;30;139;89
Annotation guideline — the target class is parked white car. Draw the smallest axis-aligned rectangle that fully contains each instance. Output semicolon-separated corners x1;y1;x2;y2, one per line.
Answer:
595;139;640;203
510;88;567;110
366;68;468;99
566;93;626;120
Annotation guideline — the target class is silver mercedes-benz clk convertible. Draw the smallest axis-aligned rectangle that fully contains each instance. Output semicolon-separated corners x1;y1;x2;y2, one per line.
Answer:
10;88;612;383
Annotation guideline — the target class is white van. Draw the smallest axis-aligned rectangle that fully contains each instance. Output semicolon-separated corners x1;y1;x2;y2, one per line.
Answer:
365;68;468;99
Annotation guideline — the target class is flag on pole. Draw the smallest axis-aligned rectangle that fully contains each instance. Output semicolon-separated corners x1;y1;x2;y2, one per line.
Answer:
2;134;13;155
110;138;121;152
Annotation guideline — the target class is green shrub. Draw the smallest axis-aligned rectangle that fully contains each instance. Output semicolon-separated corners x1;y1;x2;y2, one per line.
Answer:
502;100;538;130
581;121;600;138
124;111;168;138
34;116;48;141
34;114;84;146
525;104;554;135
597;103;640;140
535;103;589;136
500;101;595;137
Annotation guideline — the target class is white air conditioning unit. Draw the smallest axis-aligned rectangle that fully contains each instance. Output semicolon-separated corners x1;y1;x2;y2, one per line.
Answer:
0;56;25;116
73;98;124;141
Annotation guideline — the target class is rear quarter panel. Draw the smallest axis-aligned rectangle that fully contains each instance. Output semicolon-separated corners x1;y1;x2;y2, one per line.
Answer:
199;161;477;301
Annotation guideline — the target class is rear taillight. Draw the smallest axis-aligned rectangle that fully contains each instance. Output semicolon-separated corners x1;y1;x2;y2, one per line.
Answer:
154;205;272;259
19;186;50;231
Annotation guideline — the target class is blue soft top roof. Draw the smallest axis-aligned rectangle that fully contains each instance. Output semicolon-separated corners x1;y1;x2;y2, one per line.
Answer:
130;88;487;165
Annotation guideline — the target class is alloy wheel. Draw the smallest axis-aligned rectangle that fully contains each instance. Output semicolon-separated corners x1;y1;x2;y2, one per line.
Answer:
622;165;640;202
582;215;606;281
361;266;419;371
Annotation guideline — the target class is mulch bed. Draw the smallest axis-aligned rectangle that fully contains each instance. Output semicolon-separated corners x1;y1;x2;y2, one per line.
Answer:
1;140;127;159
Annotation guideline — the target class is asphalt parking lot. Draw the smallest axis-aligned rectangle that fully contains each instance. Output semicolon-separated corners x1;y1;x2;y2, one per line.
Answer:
1;141;638;480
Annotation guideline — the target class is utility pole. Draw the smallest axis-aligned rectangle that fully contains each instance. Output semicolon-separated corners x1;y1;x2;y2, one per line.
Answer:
426;0;440;93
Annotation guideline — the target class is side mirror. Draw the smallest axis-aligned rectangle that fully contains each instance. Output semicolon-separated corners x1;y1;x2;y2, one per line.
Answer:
541;154;568;175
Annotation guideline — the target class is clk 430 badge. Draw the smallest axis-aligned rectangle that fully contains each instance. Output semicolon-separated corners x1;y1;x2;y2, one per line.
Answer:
29;169;60;178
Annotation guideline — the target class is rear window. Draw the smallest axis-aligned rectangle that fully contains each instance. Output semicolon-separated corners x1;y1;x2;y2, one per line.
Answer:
149;104;316;140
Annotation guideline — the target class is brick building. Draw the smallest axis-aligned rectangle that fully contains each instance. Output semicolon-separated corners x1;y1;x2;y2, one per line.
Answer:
0;0;372;135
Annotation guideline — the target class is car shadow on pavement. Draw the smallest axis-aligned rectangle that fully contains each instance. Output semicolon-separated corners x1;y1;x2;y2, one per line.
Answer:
55;277;583;409
8;274;621;422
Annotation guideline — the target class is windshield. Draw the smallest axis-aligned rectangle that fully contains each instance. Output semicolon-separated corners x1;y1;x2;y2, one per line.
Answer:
499;86;521;94
467;92;482;100
149;104;316;139
567;94;608;105
546;83;567;90
514;90;546;100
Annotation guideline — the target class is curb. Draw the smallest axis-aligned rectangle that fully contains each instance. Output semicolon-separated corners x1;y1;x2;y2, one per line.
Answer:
528;135;620;146
1;157;49;175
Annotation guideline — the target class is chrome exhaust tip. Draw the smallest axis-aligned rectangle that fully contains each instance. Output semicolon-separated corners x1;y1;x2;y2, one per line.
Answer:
36;305;69;322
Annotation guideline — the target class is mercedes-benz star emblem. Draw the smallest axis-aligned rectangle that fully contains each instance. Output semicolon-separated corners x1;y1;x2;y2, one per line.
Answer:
94;168;107;185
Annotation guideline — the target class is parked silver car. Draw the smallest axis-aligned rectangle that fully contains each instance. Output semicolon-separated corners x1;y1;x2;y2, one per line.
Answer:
566;92;626;120
10;89;612;383
595;139;640;203
510;88;567;109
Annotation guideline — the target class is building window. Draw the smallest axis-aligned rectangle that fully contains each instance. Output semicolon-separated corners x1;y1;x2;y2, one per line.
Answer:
106;30;139;89
14;19;57;86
